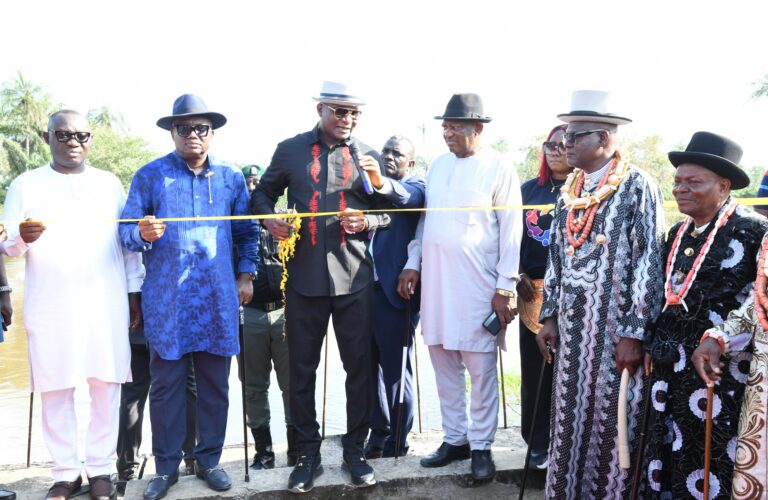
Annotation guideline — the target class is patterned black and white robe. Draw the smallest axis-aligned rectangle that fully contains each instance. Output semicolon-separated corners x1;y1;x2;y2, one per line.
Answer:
540;166;666;499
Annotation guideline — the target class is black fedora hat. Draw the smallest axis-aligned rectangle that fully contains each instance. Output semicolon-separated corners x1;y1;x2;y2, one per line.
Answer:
434;93;492;123
156;94;227;130
668;131;749;190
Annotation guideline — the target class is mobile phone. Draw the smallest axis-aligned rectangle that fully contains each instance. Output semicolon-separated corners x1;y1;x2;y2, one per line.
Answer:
482;311;502;336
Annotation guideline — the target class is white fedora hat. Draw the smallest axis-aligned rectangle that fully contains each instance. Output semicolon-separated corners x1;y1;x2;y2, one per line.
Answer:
312;80;366;106
557;90;631;125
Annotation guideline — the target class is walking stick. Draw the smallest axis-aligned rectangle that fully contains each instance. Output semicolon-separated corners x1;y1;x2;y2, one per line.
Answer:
414;342;422;433
618;368;631;470
394;300;411;460
499;345;508;429
704;381;715;499
26;392;33;467
630;365;653;500
519;354;549;500
321;330;329;440
238;306;250;482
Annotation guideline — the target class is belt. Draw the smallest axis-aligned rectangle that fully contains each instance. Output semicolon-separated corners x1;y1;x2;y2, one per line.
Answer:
252;300;284;312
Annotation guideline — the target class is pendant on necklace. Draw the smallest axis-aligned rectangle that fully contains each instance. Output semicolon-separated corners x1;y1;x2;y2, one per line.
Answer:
683;247;694;257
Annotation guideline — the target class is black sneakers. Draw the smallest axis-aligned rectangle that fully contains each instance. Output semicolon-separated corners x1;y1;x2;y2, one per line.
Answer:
342;453;376;487
287;455;324;494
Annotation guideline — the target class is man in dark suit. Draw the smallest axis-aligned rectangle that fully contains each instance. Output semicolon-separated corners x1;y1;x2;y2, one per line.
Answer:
251;81;390;493
363;136;425;459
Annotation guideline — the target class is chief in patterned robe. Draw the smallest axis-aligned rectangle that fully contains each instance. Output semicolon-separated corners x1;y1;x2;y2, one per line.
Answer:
539;160;666;499
695;253;768;499
645;203;766;499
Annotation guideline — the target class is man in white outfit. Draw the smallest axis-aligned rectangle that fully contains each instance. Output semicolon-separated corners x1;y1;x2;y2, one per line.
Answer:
398;93;522;480
2;110;144;500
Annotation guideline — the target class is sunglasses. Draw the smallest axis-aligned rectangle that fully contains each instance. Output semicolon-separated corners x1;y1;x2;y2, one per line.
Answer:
542;141;565;153
325;104;362;120
563;129;608;145
50;130;92;144
174;124;211;138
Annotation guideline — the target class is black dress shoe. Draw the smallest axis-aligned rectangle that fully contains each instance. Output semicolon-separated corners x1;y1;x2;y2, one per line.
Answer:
363;441;383;460
88;475;116;500
287;455;324;494
420;442;471;468
143;474;177;500
471;450;496;480
195;466;231;492
342;453;376;487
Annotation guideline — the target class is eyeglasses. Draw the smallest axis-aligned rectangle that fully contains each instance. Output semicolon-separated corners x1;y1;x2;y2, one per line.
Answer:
49;130;92;144
563;129;608;145
325;104;362;120
174;124;211;138
542;141;565;153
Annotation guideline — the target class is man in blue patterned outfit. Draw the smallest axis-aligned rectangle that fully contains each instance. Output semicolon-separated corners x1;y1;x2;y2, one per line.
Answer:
119;94;259;500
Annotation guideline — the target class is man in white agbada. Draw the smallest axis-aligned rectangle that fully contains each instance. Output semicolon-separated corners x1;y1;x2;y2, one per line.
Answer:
1;110;144;500
398;93;522;480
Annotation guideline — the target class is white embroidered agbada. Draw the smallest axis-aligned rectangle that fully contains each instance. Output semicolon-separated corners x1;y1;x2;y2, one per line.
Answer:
1;164;144;392
412;148;522;352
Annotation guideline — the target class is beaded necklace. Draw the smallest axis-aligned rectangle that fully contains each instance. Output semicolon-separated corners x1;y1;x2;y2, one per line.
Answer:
662;199;738;312
561;155;627;255
754;235;768;331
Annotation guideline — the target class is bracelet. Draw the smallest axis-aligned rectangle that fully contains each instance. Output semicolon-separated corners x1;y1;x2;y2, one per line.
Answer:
0;285;11;293
700;330;728;353
495;288;517;299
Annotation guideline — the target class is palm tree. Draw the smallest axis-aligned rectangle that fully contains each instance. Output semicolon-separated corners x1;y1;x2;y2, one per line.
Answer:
87;106;128;134
0;72;53;159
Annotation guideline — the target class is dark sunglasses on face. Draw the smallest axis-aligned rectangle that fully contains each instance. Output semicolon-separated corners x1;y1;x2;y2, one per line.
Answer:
563;129;608;145
174;124;211;138
542;141;565;153
50;130;92;144
325;104;362;120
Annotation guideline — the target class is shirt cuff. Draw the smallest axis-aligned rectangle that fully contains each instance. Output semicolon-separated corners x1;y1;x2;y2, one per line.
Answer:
0;234;29;257
126;278;143;294
496;275;518;292
375;178;394;196
237;259;257;275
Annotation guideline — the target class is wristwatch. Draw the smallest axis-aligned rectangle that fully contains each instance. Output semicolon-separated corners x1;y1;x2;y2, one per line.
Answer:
0;286;11;293
495;288;516;299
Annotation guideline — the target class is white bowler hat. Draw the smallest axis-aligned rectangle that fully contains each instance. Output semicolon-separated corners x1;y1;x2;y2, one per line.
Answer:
312;80;366;106
557;90;631;125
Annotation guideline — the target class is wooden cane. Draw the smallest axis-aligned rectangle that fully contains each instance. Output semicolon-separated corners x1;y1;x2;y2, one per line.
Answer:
618;368;631;469
414;340;422;433
630;364;653;500
499;345;508;429
704;381;714;499
321;331;329;440
519;355;549;500
26;392;33;468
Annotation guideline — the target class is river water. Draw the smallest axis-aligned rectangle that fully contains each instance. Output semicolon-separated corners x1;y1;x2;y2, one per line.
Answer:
0;256;520;466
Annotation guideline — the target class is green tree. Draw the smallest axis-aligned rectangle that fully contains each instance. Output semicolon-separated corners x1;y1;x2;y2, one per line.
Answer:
513;134;545;183
491;137;508;154
0;72;55;177
87;123;158;189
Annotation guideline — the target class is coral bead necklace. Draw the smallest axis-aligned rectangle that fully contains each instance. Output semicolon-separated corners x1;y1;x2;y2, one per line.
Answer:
663;199;738;312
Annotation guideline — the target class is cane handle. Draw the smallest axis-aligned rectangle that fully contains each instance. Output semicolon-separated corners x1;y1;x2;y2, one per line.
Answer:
618;368;631;469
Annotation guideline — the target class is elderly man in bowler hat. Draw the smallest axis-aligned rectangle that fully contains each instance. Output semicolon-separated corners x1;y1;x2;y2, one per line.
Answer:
534;90;666;499
119;94;259;500
644;132;768;498
399;93;523;480
252;81;392;492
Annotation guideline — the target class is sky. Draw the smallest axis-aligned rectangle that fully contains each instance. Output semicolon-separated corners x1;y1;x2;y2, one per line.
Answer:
2;0;768;172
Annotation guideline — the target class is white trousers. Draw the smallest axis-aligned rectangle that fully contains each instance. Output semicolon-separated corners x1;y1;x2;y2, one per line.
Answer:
40;378;120;481
428;345;498;450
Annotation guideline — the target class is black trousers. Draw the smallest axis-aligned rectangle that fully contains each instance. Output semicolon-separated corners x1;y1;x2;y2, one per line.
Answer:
116;342;198;478
285;286;372;455
519;320;553;452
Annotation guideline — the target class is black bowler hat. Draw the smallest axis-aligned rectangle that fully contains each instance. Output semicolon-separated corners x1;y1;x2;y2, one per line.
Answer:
156;94;227;130
668;131;749;190
434;93;492;123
